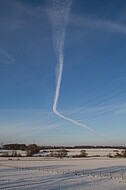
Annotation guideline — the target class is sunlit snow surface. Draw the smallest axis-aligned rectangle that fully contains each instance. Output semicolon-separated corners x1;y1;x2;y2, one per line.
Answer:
0;157;126;190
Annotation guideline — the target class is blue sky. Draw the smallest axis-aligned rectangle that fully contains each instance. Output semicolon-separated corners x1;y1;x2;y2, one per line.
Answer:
0;0;126;146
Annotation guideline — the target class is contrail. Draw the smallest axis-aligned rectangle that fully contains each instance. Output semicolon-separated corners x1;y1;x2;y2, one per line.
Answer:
46;0;95;133
0;48;15;64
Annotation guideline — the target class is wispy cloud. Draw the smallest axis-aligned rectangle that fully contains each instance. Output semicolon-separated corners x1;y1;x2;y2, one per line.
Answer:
10;0;44;18
0;0;44;31
0;122;61;144
60;101;122;115
0;48;15;64
115;108;126;114
0;108;52;114
58;103;125;123
115;102;126;114
122;102;126;108
70;14;126;34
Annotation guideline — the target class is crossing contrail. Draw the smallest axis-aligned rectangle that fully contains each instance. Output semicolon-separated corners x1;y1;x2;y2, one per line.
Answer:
46;0;95;133
0;48;15;64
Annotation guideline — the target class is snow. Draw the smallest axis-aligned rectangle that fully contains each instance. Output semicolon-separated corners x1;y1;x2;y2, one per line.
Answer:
0;157;126;189
0;150;26;156
0;148;124;157
37;148;124;157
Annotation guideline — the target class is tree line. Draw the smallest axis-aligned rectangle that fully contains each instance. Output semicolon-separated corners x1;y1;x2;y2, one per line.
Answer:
1;144;40;157
1;144;126;150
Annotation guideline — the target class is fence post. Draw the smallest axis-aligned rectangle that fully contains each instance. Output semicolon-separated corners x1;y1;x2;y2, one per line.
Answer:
91;171;93;176
82;170;85;175
75;170;77;175
99;171;101;177
121;172;124;179
110;172;112;178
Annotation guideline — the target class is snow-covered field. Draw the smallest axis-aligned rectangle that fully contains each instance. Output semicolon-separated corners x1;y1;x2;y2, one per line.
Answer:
37;148;124;157
0;156;126;189
0;148;124;157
